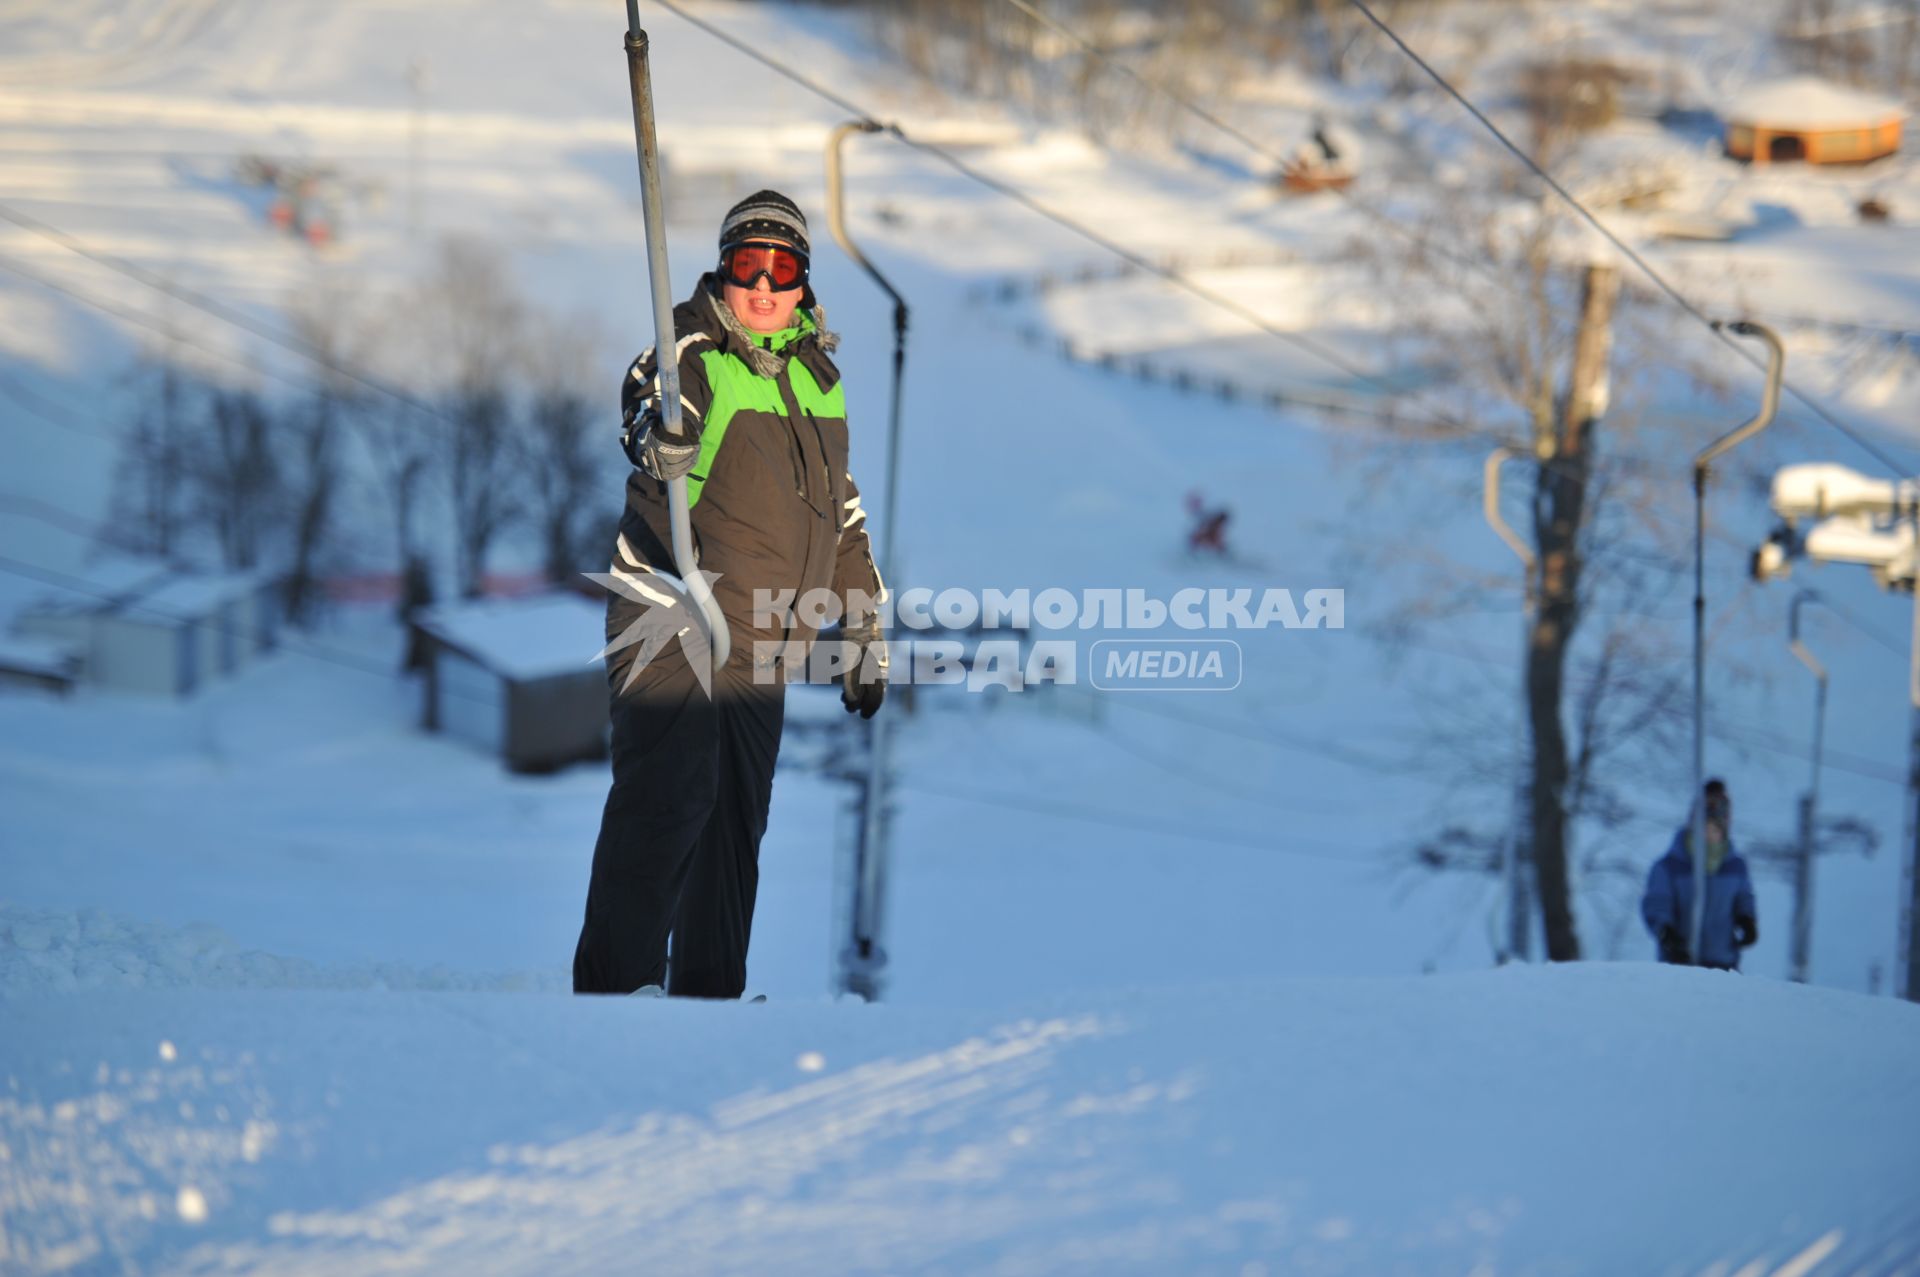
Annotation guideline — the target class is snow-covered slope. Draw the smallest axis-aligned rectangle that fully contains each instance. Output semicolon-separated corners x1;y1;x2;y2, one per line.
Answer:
4;0;1920;1270
6;967;1919;1275
8;0;1900;991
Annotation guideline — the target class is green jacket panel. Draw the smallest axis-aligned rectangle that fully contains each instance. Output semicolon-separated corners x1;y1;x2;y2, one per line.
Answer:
613;275;880;649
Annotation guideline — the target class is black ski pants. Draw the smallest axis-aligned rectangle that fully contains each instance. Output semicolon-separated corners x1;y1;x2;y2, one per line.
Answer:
573;597;785;999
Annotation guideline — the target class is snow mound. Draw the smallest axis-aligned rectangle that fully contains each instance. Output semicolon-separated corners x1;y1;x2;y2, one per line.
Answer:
3;966;1919;1275
0;904;565;994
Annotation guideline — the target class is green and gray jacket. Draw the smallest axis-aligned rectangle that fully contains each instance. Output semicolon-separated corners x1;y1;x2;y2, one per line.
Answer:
613;273;883;648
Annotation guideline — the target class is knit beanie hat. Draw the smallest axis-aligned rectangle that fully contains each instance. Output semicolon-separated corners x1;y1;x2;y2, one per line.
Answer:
719;189;810;256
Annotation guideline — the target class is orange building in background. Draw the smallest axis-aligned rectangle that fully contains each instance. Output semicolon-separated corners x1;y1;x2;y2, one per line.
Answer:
1724;76;1904;165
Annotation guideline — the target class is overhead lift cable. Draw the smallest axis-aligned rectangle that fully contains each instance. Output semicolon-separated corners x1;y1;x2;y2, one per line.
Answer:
648;0;1466;436
0;202;461;445
1342;0;1915;478
996;0;1914;478
0;251;320;403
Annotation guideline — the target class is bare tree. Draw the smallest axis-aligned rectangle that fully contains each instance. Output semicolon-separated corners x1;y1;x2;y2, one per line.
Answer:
1346;159;1731;963
339;276;441;601
407;236;525;599
281;280;364;625
1298;0;1372;82
113;327;197;560
865;0;1454;143
354;396;434;606
521;311;614;586
448;381;516;598
1901;0;1920;93
197;385;280;572
1777;0;1920;92
1515;262;1620;960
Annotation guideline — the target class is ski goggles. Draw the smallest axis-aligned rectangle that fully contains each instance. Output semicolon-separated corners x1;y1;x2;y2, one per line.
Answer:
719;240;809;292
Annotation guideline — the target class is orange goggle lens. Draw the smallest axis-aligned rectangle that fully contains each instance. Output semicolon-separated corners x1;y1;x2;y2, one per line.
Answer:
719;242;808;291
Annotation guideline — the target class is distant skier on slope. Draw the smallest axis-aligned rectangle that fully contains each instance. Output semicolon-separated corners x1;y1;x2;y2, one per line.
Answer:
573;190;888;999
1310;115;1341;167
1641;778;1758;971
1185;490;1231;557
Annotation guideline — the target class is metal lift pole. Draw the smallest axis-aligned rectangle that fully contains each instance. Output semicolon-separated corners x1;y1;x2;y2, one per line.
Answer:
1691;321;1784;964
827;120;910;1000
1787;590;1828;984
621;2;729;670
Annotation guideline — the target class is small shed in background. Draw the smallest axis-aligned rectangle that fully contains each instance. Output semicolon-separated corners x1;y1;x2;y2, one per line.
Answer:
0;634;82;695
8;563;279;698
410;591;608;773
1724;77;1904;165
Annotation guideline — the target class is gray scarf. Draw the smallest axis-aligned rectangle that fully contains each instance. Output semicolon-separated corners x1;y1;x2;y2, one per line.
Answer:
703;281;839;378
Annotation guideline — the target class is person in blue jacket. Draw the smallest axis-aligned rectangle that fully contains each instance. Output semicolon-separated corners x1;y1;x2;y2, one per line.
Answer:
1642;778;1758;970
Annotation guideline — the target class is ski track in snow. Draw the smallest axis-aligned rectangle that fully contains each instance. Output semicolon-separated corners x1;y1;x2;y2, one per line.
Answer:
4;972;1919;1275
164;1016;1116;1277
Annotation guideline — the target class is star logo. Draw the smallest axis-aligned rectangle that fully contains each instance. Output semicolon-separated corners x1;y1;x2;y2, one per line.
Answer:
581;566;725;697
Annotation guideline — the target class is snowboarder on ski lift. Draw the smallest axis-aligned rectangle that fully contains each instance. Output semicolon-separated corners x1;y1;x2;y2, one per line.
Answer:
1641;778;1759;971
573;190;887;999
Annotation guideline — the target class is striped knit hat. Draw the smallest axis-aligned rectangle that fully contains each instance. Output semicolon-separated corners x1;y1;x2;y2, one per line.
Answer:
719;189;810;256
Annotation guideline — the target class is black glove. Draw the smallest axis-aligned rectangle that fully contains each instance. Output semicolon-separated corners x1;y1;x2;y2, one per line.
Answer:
1657;926;1691;966
1733;915;1758;948
839;614;888;720
622;403;702;482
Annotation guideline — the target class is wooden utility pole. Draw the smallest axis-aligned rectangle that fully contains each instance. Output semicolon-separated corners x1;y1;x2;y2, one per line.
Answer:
1526;262;1619;961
